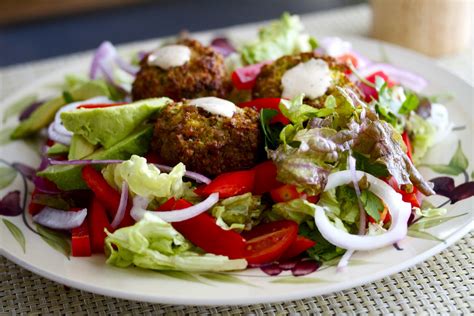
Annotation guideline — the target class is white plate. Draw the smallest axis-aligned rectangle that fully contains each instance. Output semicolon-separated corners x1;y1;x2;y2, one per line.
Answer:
1;32;473;306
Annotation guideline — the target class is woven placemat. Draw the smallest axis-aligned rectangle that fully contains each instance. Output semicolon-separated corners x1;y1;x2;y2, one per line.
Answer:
1;4;473;314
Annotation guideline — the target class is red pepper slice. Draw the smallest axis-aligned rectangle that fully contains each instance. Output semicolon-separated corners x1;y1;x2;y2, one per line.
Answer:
252;160;283;195
358;71;396;103
241;220;298;265
28;188;44;215
231;62;270;90
336;53;359;74
72;220;92;257
157;198;246;259
81;165;134;228
279;235;316;260
196;169;256;198
88;197;112;253
387;177;421;209
402;131;413;161
77;102;127;109
239;98;289;125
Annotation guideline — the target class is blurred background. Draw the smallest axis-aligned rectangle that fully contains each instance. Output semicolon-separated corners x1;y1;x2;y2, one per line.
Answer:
0;0;364;67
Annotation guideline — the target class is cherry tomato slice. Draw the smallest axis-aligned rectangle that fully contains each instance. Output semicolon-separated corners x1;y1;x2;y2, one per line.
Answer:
279;235;316;260
197;169;255;198
270;184;301;203
252;160;283;195
242;220;298;265
337;53;359;74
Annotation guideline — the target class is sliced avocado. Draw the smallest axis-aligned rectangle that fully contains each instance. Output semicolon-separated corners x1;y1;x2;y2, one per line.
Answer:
11;80;111;139
47;143;70;156
61;97;172;149
68;135;96;160
38;124;153;191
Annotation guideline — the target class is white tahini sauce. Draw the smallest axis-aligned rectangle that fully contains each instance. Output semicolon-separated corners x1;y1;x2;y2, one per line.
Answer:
188;97;237;118
281;58;332;100
147;45;191;69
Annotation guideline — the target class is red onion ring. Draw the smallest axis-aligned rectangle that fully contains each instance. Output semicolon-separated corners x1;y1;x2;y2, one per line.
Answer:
33;207;87;230
130;193;219;223
155;164;211;184
111;182;129;229
314;170;411;251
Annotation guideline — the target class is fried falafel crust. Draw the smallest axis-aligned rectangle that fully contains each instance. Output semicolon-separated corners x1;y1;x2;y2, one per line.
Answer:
252;53;360;107
152;104;263;177
132;39;229;101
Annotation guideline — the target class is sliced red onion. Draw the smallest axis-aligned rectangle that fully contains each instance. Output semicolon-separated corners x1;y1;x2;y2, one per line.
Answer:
210;37;236;57
336;249;354;272
155;193;219;222
12;162;36;181
90;41;117;80
348;155;366;235
261;263;282;276
131;193;219;222
355;63;428;92
48;159;123;166
318;37;352;58
47;124;72;145
233;61;271;86
155;164;211;184
33;207;87;230
115;56;139;75
314;170;411;251
111;182;129;229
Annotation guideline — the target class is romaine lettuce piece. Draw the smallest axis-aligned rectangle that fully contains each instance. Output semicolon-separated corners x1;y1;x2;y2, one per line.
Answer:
102;155;188;200
105;212;247;271
211;193;264;232
240;13;317;65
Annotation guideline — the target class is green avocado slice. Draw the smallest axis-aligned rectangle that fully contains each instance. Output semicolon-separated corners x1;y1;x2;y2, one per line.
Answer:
38;124;154;191
61;97;172;149
10;80;111;139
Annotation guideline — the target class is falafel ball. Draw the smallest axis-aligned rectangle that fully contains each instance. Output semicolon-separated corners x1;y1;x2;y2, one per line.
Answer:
132;39;229;101
252;53;360;107
152;102;263;177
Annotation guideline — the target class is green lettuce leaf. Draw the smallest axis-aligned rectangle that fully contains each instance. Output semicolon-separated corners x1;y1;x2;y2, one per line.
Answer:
102;155;189;200
269;198;316;224
406;112;437;163
299;221;345;262
105;212;247;272
211;193;264;231
240;13;317;65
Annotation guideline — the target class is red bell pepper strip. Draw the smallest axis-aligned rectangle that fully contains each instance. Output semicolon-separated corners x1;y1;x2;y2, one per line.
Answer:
336;53;359;74
231;61;271;90
239;98;290;125
270;184;301;203
72;220;92;257
157;198;246;259
241;220;298;265
81;165;134;228
387;177;421;209
358;71;396;103
88;197;112;253
196;169;256;198
252;160;283;195
402;131;413;161
28;188;44;215
279;235;316;261
77;102;127;109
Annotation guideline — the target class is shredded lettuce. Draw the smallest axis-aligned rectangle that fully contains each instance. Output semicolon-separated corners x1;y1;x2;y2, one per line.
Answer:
406;112;437;163
105;212;247;271
269;198;316;224
240;13;317;65
102;155;189;200
211;193;264;232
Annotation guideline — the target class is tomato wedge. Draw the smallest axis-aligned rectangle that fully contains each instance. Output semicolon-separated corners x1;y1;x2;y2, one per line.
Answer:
279;235;316;260
71;220;91;257
157;198;246;259
239;98;289;125
242;220;298;265
270;184;301;203
196;169;255;198
252;160;283;195
77;102;127;109
231;62;270;90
